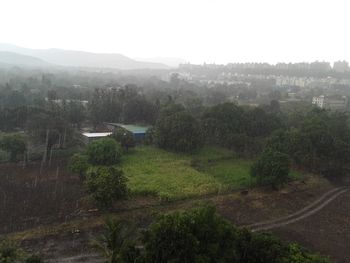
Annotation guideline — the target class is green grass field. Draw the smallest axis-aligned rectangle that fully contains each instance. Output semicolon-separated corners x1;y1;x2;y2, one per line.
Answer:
122;146;304;201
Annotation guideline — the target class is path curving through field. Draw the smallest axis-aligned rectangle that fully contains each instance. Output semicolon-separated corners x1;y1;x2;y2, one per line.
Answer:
248;187;349;232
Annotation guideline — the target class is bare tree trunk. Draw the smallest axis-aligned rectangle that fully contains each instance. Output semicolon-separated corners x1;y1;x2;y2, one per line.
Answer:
40;129;50;174
54;166;60;200
22;150;26;169
63;128;67;148
49;147;54;167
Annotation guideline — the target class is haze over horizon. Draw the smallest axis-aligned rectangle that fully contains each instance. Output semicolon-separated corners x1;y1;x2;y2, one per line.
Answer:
1;0;349;65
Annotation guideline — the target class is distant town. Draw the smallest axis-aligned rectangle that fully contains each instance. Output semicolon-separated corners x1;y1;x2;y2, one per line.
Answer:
163;60;350;111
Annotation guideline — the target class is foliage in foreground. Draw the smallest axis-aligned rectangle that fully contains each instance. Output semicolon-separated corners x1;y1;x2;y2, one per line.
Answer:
92;218;137;263
85;165;128;208
0;239;42;263
95;206;329;263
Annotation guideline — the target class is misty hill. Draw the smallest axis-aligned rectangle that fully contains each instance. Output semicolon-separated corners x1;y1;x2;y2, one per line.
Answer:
134;57;186;67
0;51;50;67
0;44;170;70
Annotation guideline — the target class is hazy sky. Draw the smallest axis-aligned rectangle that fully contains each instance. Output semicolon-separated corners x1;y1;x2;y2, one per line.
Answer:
1;0;349;64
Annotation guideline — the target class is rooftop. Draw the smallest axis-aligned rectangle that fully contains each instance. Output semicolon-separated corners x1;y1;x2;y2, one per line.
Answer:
82;132;112;138
107;123;149;134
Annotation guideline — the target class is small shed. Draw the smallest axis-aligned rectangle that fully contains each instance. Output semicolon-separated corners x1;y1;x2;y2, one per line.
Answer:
82;132;112;144
106;123;149;141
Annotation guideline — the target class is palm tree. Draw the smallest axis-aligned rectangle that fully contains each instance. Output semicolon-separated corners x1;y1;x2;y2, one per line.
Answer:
92;218;136;263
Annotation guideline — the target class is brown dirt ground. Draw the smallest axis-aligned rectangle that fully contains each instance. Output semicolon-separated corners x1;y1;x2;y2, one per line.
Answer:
2;160;349;262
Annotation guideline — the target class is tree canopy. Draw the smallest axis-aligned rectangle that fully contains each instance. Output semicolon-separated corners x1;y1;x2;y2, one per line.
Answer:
86;138;122;166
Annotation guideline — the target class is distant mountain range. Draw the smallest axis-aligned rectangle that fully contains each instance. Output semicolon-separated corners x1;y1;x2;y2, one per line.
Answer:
0;51;50;67
0;44;182;70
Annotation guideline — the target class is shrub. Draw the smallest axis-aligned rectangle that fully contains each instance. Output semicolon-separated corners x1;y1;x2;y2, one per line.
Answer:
0;134;26;162
0;239;25;262
86;138;122;166
251;150;290;188
144;127;156;145
68;153;89;178
109;128;135;151
25;254;43;263
85;166;128;208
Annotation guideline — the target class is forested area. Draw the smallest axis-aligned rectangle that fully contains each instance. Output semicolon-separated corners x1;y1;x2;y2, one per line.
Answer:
0;67;349;262
1;67;349;180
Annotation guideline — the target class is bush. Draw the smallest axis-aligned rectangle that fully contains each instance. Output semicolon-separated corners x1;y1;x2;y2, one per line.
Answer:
68;153;89;178
109;128;135;151
0;239;24;262
86;138;122;166
25;254;43;263
0;134;26;162
144;127;156;145
85;166;128;208
251;150;290;188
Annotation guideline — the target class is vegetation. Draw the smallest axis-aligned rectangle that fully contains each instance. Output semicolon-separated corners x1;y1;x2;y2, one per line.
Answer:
0;133;26;162
68;153;89;178
109;127;135;152
122;146;303;200
95;207;329;263
155;109;203;153
86;138;122;166
92;218;136;263
251;150;291;188
85;166;128;208
0;239;42;263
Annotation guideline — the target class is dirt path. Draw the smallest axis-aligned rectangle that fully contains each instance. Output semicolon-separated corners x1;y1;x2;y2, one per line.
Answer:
249;187;349;232
46;254;103;263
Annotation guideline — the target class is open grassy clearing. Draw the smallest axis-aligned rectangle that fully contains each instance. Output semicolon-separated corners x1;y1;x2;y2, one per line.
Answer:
122;146;305;200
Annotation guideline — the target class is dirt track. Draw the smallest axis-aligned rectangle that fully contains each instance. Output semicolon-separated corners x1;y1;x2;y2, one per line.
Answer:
249;187;349;232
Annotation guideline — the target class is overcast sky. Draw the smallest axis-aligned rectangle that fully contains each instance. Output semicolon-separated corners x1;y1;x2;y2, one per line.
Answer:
1;0;349;64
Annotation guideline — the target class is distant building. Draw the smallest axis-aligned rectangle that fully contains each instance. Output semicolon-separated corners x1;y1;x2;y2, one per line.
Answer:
106;123;149;141
333;61;349;73
312;95;347;111
82;132;112;144
312;95;325;108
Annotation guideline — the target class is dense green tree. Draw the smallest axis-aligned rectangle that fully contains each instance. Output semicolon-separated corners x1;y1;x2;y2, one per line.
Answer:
202;103;244;145
109;128;135;151
251;150;290;188
155;111;203;153
142;206;238;263
26;111;72;159
0;134;26;162
242;107;281;137
116;206;329;263
85;166;128;207
123;97;157;124
86;138;122;166
68;153;89;178
65;100;86;127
